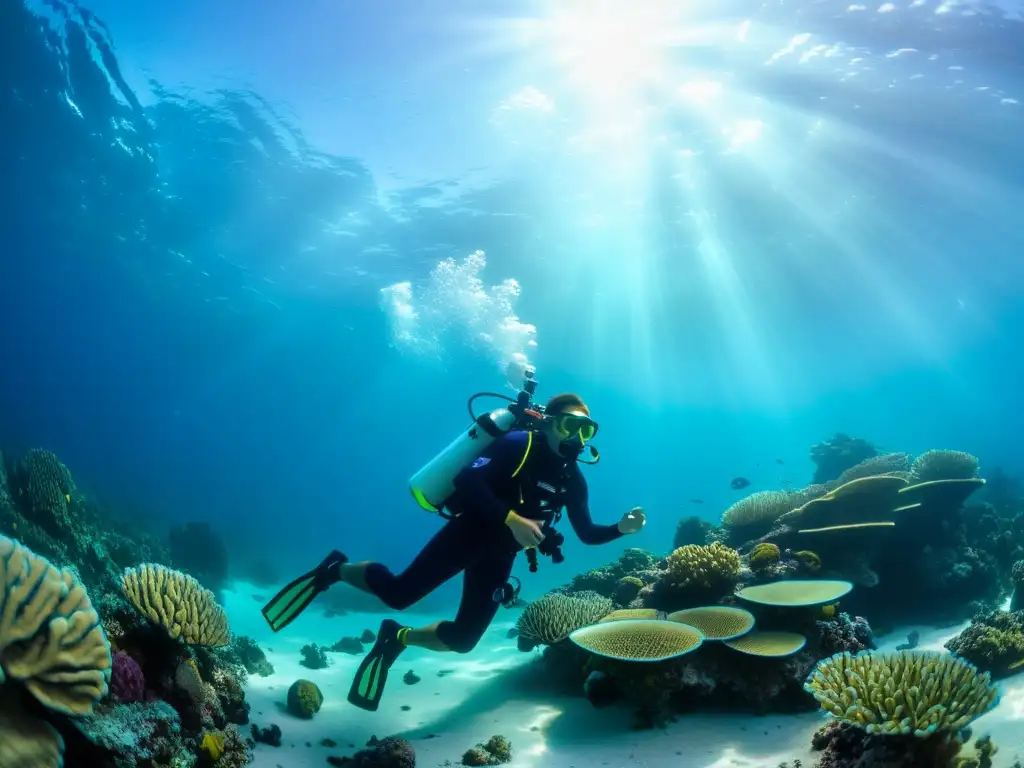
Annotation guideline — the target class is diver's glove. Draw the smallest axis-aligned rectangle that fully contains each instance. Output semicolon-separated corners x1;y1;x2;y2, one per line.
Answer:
506;510;545;549
617;506;646;535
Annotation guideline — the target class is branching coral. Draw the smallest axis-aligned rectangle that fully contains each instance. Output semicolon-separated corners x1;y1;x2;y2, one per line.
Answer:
121;563;230;646
945;610;1024;678
910;450;980;483
835;453;911;485
515;591;613;647
804;650;998;736
663;542;740;592
721;491;796;532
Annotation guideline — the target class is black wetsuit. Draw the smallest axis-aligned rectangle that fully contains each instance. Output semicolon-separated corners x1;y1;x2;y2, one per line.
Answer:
363;430;622;652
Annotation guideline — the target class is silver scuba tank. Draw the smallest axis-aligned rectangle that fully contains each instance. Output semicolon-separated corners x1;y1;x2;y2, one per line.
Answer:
409;407;518;513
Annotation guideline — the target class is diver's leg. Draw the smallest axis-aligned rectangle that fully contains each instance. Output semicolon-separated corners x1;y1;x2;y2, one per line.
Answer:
405;548;517;653
341;518;473;610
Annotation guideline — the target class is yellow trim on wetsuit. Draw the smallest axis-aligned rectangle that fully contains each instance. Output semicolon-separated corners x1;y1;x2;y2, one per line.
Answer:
511;431;533;478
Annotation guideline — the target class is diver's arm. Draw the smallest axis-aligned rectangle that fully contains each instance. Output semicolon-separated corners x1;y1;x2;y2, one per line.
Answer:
564;467;623;545
452;431;529;526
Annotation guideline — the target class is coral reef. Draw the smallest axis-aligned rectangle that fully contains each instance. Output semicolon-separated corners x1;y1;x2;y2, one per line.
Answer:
330;736;415;767
673;516;711;549
945;610;1024;678
810;434;879;484
911;449;981;483
121;563;231;646
300;642;330;669
569;619;704;661
461;735;513;766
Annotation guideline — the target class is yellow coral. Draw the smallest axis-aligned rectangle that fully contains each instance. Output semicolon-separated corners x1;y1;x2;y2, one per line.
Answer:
569;619;703;661
599;609;661;623
805;651;998;736
749;543;780;572
667;606;754;640
201;731;226;761
121;563;230;646
664;542;740;591
287;679;324;718
0;534;111;715
725;631;806;657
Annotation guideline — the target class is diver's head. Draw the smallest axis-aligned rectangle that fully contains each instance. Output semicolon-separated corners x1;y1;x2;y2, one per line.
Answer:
541;393;599;460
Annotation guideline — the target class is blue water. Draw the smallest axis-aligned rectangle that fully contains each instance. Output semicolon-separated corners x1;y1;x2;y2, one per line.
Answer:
1;0;1023;610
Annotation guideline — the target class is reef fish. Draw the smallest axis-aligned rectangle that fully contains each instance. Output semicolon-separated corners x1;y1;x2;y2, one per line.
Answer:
730;477;751;490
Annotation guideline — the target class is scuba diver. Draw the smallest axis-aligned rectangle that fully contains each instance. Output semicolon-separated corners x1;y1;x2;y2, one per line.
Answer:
262;372;645;712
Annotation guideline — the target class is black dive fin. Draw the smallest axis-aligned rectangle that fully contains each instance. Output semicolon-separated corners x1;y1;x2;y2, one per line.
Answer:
347;618;407;711
261;549;347;632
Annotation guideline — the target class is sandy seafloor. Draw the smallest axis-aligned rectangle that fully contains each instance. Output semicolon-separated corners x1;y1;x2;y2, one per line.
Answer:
222;583;1024;768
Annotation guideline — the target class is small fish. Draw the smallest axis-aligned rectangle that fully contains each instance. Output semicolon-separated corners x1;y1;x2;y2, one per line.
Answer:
775;458;784;464
689;498;705;505
730;477;751;490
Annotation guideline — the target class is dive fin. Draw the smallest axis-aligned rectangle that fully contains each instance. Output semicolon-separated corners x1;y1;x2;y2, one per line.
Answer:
348;618;407;711
261;549;348;632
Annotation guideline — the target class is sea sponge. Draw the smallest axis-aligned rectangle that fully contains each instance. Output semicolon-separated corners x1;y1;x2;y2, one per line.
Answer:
200;730;226;761
910;449;980;483
570;619;703;662
805;650;999;736
0;534;111;715
287;679;323;718
736;579;853;607
121;563;230;646
515;591;613;646
109;651;145;703
667;606;754;640
945;611;1024;678
724;630;806;657
599;609;661;623
721;490;795;530
749;542;781;572
663;542;741;591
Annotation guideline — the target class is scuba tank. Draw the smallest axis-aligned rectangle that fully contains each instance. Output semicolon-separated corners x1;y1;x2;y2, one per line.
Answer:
409;366;543;514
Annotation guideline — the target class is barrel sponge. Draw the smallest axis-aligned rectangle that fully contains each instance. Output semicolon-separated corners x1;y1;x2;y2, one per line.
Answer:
721;490;795;529
667;606;755;641
569;619;703;662
749;543;781;571
0;534;111;716
910;449;980;482
804;650;999;737
0;691;65;768
121;563;230;647
664;542;740;590
515;591;613;646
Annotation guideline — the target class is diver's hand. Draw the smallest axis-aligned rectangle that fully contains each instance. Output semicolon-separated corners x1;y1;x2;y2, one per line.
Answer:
506;510;545;549
618;507;646;535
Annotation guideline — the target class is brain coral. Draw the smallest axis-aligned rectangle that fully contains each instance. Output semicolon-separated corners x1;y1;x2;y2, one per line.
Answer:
121;563;230;646
0;534;111;715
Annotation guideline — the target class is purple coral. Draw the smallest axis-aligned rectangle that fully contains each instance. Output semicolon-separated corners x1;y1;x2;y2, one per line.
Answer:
110;651;145;703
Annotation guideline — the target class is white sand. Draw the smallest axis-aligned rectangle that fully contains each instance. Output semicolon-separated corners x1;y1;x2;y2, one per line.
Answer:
223;583;1024;768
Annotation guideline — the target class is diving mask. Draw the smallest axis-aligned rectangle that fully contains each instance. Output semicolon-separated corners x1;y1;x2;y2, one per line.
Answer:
551;411;598;458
